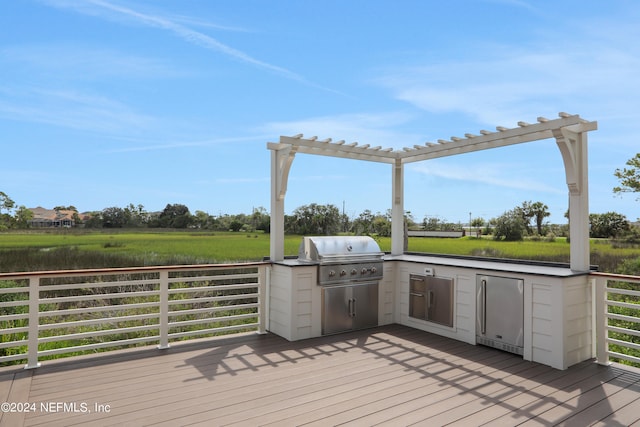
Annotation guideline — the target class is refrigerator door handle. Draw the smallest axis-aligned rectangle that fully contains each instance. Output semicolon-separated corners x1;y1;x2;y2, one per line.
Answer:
352;298;356;317
480;279;487;334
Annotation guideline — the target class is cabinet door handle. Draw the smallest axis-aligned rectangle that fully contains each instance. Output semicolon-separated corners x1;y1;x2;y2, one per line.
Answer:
409;292;424;297
427;290;434;309
480;279;487;334
352;298;357;317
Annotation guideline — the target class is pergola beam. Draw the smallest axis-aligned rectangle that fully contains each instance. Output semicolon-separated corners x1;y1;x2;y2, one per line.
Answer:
272;114;595;166
398;115;595;163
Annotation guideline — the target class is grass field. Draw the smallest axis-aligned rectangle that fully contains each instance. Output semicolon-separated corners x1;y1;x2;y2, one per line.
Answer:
0;230;285;267
408;236;572;259
0;230;639;273
387;235;640;273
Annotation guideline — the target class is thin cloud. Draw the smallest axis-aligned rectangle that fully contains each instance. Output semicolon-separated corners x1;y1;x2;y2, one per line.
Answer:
482;0;538;13
106;141;215;153
374;23;640;126
262;112;422;149
375;54;568;125
105;135;268;153
215;177;269;184
0;86;156;134
43;0;332;90
411;162;565;194
168;14;252;33
2;44;183;80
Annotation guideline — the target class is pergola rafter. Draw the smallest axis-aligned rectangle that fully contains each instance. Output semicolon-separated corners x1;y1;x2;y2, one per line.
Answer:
268;112;597;271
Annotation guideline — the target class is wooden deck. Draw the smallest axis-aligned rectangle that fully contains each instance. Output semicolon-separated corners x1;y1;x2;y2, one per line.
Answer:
1;324;639;426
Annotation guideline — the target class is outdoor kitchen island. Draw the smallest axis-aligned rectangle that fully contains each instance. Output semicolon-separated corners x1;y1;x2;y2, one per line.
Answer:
267;113;599;371
268;252;593;370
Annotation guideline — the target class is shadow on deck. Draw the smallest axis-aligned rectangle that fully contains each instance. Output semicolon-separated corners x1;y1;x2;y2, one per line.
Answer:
1;324;639;426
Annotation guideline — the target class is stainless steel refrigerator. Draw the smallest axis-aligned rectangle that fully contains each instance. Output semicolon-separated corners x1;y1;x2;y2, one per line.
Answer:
476;275;524;355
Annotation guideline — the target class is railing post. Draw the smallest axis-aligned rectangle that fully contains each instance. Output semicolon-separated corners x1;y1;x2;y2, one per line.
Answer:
257;265;268;334
157;270;170;349
593;275;610;366
25;276;41;369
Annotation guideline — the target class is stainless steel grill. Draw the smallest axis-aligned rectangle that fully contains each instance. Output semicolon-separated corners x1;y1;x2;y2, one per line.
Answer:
299;236;384;335
298;236;384;285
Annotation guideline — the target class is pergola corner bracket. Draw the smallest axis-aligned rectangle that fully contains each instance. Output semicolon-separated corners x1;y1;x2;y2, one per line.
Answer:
272;142;297;201
554;127;583;196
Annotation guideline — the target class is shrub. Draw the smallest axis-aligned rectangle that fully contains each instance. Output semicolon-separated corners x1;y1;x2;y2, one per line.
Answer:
589;212;630;238
493;209;526;241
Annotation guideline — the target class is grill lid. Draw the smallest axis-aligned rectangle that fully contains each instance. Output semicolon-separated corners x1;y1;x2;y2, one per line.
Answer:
298;236;383;263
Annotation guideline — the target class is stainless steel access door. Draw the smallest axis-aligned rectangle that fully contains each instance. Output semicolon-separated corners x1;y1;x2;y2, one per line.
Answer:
476;275;524;354
322;282;378;335
409;274;454;327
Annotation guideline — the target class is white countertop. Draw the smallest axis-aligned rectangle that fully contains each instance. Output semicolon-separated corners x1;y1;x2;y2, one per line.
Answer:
271;253;592;277
386;254;590;277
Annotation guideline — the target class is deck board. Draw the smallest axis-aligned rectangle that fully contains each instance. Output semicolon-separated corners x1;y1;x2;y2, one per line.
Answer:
0;370;33;427
0;324;638;426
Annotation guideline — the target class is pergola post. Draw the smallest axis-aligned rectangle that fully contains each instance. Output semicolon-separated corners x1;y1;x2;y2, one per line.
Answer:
269;144;296;261
391;159;405;256
554;127;591;272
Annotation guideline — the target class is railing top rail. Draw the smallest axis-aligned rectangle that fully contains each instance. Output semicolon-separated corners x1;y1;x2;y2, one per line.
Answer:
590;271;640;282
0;261;270;279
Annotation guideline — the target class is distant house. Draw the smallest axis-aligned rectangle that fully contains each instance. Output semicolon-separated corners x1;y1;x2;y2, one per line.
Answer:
28;207;77;228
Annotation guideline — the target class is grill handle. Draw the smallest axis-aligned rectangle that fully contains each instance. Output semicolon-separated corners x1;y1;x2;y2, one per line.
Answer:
348;298;356;317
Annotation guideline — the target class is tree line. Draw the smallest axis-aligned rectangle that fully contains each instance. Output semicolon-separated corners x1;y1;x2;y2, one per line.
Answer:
82;204;272;233
0;191;636;241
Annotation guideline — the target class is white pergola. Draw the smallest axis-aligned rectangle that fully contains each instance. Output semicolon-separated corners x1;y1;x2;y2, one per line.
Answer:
268;113;597;272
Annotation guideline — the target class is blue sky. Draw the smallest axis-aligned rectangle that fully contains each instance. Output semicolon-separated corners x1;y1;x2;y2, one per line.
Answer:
2;0;639;225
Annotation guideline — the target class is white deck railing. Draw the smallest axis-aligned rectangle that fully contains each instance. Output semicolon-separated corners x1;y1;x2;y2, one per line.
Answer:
591;272;640;367
0;263;268;369
2;264;639;371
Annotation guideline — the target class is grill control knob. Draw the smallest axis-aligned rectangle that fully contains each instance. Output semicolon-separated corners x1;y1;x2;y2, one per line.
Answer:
340;270;347;277
350;268;357;276
371;267;377;274
328;270;336;277
361;268;368;275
